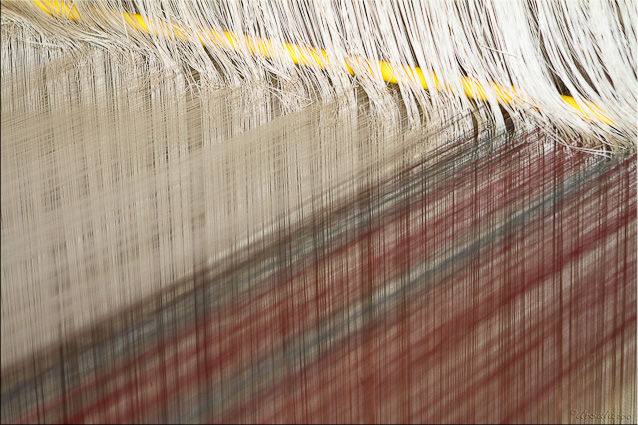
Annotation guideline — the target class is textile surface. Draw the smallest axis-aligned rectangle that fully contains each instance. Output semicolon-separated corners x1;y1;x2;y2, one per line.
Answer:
1;11;636;425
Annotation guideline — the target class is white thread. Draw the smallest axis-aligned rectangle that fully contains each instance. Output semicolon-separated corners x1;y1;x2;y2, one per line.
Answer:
1;0;636;147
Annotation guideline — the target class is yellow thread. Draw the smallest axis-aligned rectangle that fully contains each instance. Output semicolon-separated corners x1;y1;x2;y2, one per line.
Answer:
33;0;80;21
31;0;614;126
561;95;615;126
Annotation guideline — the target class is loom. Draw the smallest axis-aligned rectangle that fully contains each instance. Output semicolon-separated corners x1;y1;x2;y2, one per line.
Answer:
1;0;636;423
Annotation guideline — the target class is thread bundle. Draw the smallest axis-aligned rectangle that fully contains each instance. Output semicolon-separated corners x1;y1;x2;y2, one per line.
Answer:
3;0;637;146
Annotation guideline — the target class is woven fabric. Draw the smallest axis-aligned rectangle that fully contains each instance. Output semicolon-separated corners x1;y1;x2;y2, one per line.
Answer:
2;125;636;422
